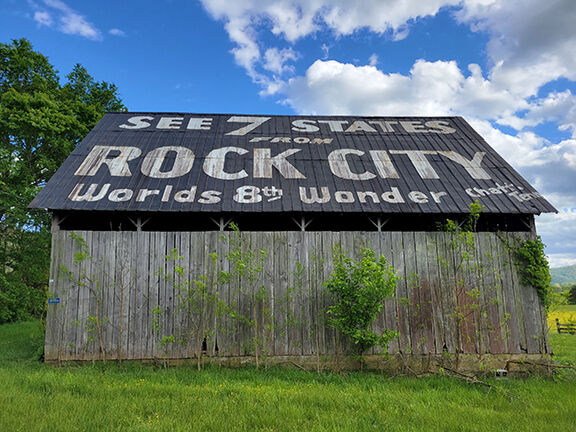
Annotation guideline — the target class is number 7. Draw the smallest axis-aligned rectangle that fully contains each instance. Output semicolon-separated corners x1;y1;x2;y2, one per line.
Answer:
225;116;271;136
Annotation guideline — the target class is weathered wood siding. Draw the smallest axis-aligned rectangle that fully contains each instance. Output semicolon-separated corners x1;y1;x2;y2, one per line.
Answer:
45;231;549;362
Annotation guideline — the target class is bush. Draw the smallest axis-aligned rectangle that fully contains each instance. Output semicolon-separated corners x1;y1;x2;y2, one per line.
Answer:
325;248;397;355
0;274;46;324
568;285;576;305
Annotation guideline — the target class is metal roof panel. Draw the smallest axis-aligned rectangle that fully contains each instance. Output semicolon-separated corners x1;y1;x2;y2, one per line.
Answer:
30;113;557;215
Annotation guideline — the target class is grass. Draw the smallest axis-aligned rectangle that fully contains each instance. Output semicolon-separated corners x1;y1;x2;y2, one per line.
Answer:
1;321;575;431
548;305;576;368
547;304;576;328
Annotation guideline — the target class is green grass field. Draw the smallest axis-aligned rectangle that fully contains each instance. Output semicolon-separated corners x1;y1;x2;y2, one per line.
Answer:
1;321;575;431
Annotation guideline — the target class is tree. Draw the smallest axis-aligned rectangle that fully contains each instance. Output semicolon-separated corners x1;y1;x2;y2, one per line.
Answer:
0;38;126;323
325;248;397;358
568;285;576;305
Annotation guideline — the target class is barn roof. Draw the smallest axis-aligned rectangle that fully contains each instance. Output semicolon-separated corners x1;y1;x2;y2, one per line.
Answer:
30;112;556;215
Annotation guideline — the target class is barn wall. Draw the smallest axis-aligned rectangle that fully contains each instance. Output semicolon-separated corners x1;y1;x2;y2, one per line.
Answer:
45;230;549;366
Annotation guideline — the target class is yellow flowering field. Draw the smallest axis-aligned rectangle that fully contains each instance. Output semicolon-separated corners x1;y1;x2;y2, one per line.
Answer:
547;305;576;330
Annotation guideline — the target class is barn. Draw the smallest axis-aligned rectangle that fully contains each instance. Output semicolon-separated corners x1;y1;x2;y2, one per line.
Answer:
30;113;557;372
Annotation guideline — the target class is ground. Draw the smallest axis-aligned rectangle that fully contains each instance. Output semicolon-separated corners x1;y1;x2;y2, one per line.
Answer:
0;316;575;431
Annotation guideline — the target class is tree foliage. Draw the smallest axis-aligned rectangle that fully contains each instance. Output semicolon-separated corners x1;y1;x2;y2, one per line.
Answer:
0;38;125;323
514;237;552;310
325;248;397;355
568;285;576;305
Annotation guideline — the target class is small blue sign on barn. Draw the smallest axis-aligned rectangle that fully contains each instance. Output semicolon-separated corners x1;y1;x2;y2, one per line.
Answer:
48;297;60;304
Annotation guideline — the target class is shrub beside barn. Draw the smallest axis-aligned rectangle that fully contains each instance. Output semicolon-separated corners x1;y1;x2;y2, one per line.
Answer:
30;113;557;371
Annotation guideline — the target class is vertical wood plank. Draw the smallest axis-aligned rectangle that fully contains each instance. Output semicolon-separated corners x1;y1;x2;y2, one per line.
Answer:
426;232;443;354
480;233;505;353
414;231;435;354
287;232;303;355
380;232;399;354
273;231;288;355
403;232;424;354
391;231;410;354
505;232;528;352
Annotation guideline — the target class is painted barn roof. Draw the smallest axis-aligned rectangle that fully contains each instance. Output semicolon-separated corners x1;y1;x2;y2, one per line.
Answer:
30;112;556;215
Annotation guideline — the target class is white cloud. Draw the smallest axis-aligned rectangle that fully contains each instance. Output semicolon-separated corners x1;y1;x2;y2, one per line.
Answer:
263;47;299;75
368;54;378;66
199;0;576;262
284;59;522;118
457;0;576;96
109;28;126;37
200;0;460;85
31;0;102;40
33;11;53;27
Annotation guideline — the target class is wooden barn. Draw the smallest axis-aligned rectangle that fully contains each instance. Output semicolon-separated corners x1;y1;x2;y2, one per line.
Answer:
30;113;557;372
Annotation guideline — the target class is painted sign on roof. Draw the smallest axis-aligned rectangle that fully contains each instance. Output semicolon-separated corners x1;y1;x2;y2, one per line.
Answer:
29;113;557;214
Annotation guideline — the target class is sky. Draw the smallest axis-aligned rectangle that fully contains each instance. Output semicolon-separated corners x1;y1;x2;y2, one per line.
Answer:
1;0;576;268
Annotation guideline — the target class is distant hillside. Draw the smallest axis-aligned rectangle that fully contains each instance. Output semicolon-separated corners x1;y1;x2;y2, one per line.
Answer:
550;265;576;286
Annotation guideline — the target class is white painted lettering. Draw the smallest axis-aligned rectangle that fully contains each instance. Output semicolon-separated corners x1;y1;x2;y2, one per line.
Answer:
226;116;271;136
345;121;377;133
369;150;400;179
203;147;248;180
408;191;429;203
253;148;305;179
381;187;405;203
270;137;291;143
312;138;333;144
161;185;173;202
198;190;221;204
430;191;447;203
118;116;154;129
318;120;348;132
68;183;110;201
108;188;133;202
140;146;195;179
174;187;197;203
136;188;160;202
328;149;376;180
357;191;380;204
234;186;262;203
292;119;320;133
335;191;355;203
300;187;330;204
437;151;491;180
250;137;272;143
75;146;142;177
400;121;427;133
425;120;456;134
369;121;398;133
389;150;439;179
157;117;184;129
187;117;212;130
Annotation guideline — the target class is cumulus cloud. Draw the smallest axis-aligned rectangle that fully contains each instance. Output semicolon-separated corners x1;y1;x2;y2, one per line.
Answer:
457;0;576;96
203;0;576;264
200;0;459;92
32;0;102;40
284;59;519;117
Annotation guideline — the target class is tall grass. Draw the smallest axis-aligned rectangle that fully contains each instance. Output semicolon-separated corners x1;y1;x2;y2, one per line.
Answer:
1;321;575;431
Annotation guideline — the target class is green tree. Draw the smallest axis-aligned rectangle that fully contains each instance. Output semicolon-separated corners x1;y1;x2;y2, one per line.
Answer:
568;285;576;305
325;248;397;357
0;38;125;323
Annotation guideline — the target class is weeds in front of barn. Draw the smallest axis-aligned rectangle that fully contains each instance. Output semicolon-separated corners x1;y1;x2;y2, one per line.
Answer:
1;321;575;431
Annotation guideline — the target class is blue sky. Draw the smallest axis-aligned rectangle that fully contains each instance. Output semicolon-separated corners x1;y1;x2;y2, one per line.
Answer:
2;0;576;267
